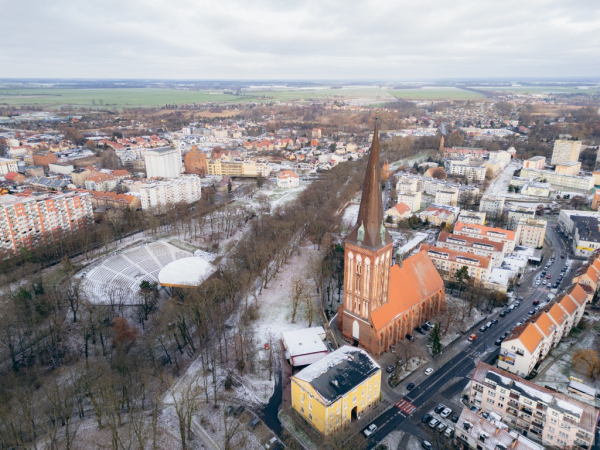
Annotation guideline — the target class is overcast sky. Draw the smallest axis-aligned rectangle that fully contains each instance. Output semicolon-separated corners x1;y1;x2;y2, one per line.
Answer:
2;0;599;80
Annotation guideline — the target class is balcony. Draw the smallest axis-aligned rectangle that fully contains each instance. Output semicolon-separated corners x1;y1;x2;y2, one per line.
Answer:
532;419;544;429
520;407;533;416
506;407;518;417
576;432;590;441
473;385;483;393
508;400;519;408
536;403;547;411
509;392;520;400
518;414;531;423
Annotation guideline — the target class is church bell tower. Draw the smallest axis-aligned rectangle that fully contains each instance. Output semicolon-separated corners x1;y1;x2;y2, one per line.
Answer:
339;121;393;345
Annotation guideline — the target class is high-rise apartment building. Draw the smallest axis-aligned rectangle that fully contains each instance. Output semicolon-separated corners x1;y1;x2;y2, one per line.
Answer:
551;140;582;166
144;147;181;178
129;176;202;210
0;191;93;259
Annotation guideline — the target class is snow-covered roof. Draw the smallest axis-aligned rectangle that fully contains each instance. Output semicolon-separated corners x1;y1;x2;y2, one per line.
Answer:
281;326;327;362
158;257;216;287
568;379;596;398
489;268;513;286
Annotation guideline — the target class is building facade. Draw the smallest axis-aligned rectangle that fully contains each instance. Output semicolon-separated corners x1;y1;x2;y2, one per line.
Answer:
516;218;547;248
422;244;492;285
277;170;300;188
144;147;182;178
397;191;421;212
437;231;504;267
506;205;537;230
523;156;546;170
469;362;598;449
479;195;505;219
0;191;93;259
454;222;517;253
183;146;208;176
457;210;486;226
0;158;18;175
519;167;594;192
290;346;381;436
435;189;458;207
130;176;202;210
551;139;582;166
555;161;582;176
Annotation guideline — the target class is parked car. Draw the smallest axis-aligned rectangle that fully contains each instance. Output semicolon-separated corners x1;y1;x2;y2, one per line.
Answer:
468;334;477;342
421;322;431;330
422;413;433;423
265;437;281;450
248;416;261;430
485;321;493;328
233;405;245;417
363;423;377;437
405;334;415;342
422;441;433;450
495;339;503;346
407;382;415;391
469;406;479;413
415;327;426;335
491;319;498;325
386;365;395;373
226;405;234;416
444;426;454;437
424;321;434;329
533;300;540;305
437;422;447;433
425;367;434;376
428;418;440;429
440;408;452;418
515;301;521;307
451;413;459;423
500;310;507;317
434;404;446;414
479;325;488;332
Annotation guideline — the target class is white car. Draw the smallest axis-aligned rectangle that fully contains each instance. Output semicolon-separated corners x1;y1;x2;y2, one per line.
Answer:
440;407;452;418
363;423;377;437
425;368;434;376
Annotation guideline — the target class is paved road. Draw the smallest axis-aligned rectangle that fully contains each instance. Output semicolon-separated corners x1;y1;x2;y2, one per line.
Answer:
364;228;574;448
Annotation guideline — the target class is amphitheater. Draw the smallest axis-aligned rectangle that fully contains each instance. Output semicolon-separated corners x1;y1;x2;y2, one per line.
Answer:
81;241;193;304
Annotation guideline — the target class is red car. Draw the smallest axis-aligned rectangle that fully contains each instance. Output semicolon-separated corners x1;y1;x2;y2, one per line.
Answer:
533;300;540;305
546;275;551;279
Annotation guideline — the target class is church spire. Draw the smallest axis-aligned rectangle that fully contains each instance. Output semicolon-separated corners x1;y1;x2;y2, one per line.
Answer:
346;120;391;249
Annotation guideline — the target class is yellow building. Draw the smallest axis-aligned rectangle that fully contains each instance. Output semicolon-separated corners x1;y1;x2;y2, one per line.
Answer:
290;346;381;436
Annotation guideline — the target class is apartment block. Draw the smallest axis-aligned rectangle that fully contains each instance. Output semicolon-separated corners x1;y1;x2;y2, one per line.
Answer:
479;195;505;218
395;174;419;192
454;222;517;253
0;191;93;259
84;172;117;191
506;205;536;230
458;210;486;225
397;191;421;212
519;167;594;192
437;231;504;267
522;156;546;170
469;362;598;449
448;157;487;181
207;159;272;178
455;409;543;450
144;147;182;178
499;284;587;377
183;146;208;175
435;189;458;207
555;161;582;176
128;176;201;210
551;139;582;166
516;218;547;248
0;157;18;175
421;244;492;285
572;252;600;293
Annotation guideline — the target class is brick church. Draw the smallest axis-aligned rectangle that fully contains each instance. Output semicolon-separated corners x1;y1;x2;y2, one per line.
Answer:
337;122;446;357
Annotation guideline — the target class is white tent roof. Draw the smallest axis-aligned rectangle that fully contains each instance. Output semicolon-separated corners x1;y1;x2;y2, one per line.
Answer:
158;257;216;287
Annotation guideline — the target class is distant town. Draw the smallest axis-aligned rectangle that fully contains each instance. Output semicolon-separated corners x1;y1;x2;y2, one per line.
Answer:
1;81;600;450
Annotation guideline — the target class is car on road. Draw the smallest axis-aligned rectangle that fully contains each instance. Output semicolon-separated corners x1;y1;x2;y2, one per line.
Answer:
424;321;434;329
479;325;488;332
500;310;507;317
470;405;479;413
386;365;395;373
503;331;510;339
561;253;566;258
425;368;434;376
405;334;415;342
491;319;498;325
468;334;477;342
451;413;459;423
428;418;440;428
440;408;452;418
546;274;551;279
533;300;540;305
407;382;415;391
437;422;447;433
434;404;445;414
421;441;433;450
422;413;433;423
514;301;520;307
495;339;503;346
364;423;377;437
421;322;431;331
485;321;493;328
528;310;535;315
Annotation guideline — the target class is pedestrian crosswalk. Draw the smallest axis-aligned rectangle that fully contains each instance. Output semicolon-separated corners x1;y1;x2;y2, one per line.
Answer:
395;399;417;415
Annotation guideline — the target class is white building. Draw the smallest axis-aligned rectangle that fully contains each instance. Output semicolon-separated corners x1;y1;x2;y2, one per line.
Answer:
519;167;593;192
48;163;75;175
516;218;547;248
458;210;486;225
454;222;517;253
469;362;598;449
551;139;582;166
0;157;18;175
397;191;422;212
506;205;536;230
132;176;202;210
144;147;182;178
437;231;504;267
448;157;487;181
522;155;546;170
277;170;300;188
434;189;458;207
479;195;505;218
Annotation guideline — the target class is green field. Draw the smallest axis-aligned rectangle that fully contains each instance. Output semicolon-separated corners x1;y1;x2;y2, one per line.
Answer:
474;86;600;94
0;86;486;109
387;87;486;100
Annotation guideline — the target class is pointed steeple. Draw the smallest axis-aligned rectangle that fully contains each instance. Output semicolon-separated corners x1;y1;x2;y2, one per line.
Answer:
346;120;392;249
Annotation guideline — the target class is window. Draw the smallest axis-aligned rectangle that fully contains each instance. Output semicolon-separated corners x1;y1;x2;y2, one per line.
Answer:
362;389;365;396
301;407;304;413
551;418;557;424
549;426;555;432
301;394;304;402
352;396;357;404
559;431;568;438
499;396;505;401
309;414;312;421
309;403;312;410
487;398;495;405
